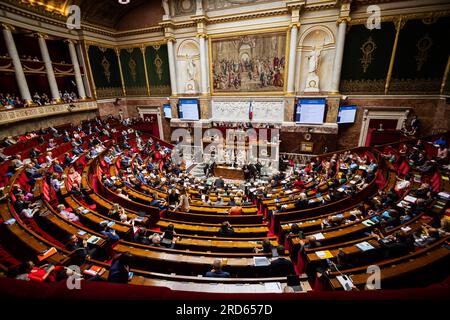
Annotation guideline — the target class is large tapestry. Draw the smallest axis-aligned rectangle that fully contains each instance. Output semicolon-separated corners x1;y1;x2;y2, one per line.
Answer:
390;16;450;94
119;47;147;96
210;32;286;93
339;22;396;94
145;44;171;95
87;45;123;99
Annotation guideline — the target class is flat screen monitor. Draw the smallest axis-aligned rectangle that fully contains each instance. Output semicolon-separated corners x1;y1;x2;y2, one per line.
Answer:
295;98;326;124
178;99;199;121
337;105;357;124
163;104;172;119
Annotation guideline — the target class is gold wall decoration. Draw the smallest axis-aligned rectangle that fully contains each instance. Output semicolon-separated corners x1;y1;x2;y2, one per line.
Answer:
152;45;161;51
128;57;137;82
101;56;111;83
360;36;377;73
415;33;433;72
154;54;163;81
300;142;314;153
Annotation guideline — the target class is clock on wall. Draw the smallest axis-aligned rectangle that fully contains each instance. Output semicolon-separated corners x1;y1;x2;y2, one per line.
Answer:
304;133;312;141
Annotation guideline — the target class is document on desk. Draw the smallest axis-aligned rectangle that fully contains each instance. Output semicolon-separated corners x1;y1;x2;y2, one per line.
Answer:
315;250;333;259
356;241;375;251
264;282;282;293
253;257;270;267
404;195;417;203
312;232;325;240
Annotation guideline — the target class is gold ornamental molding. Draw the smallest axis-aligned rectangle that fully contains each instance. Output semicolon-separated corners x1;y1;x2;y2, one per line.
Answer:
349;10;450;25
0;101;98;126
116;41;167;50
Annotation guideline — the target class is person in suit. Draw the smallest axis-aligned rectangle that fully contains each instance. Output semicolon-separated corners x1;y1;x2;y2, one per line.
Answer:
65;234;98;265
205;259;230;278
108;252;133;283
270;245;295;276
214;176;225;189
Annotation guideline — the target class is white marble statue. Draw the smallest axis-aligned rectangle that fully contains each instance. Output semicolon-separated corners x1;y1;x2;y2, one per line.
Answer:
307;45;322;74
196;0;203;12
304;43;323;92
162;0;170;17
186;54;195;81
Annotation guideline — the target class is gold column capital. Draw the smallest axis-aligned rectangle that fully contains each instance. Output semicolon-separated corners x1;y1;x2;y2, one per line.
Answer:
165;36;177;43
196;33;208;39
64;39;78;45
33;32;49;40
393;16;406;32
288;22;301;30
0;23;15;31
337;16;351;25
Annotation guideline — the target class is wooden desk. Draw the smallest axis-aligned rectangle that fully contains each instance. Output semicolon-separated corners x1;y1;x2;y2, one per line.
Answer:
214;166;245;180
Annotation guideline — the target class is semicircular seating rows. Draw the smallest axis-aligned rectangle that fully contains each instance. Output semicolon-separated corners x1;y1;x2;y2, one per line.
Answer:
0;118;449;295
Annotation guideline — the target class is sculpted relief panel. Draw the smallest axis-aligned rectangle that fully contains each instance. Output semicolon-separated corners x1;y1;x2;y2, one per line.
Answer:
212;100;284;122
212;101;249;121
205;0;273;11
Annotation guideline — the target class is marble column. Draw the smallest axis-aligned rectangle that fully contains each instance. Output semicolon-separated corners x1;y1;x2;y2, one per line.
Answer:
198;34;208;95
330;18;348;94
167;38;178;96
66;40;87;99
2;25;32;103
37;34;60;102
286;24;299;94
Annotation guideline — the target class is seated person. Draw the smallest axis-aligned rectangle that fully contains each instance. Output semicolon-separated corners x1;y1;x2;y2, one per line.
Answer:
228;204;243;216
134;227;151;245
218;221;235;237
14;261;55;282
149;193;168;211
204;259;230;278
57;204;79;222
108;252;133;283
161;224;177;248
270;245;295;276
254;239;273;254
65;234;98;265
100;223;120;242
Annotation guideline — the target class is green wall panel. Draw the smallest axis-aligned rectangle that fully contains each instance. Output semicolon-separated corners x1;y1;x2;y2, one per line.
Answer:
145;44;171;95
390;16;450;94
340;22;396;94
119;47;147;96
88;45;123;98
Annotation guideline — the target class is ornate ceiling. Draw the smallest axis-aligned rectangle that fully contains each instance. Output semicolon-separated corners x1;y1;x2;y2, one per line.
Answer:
3;0;410;30
7;0;154;29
